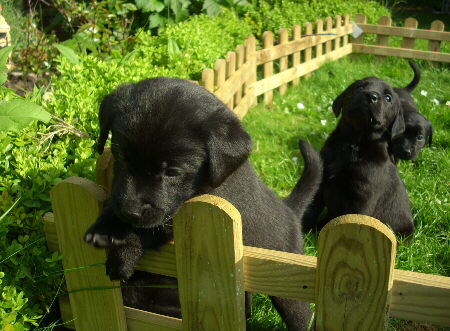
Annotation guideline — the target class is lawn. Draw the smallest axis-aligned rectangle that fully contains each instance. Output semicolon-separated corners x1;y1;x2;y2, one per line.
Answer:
242;54;449;330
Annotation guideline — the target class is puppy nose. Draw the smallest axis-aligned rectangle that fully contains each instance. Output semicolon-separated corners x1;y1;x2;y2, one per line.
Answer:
366;91;379;104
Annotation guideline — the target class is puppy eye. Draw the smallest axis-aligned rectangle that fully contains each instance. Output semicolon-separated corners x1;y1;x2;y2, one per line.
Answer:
384;94;392;103
417;135;424;141
165;167;182;177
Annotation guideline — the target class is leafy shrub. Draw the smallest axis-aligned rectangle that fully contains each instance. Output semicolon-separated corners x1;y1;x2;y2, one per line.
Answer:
242;0;390;36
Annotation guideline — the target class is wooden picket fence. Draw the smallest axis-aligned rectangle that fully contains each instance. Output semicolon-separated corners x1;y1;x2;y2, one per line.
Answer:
44;13;450;331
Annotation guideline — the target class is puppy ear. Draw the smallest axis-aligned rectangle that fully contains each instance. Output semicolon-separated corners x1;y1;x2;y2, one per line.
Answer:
206;109;252;187
97;94;116;154
390;110;405;138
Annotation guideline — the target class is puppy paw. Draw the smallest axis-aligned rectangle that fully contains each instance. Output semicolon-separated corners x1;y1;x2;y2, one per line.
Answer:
106;258;135;280
84;225;126;248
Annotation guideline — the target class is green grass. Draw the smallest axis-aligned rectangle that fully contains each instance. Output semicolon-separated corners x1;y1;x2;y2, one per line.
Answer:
242;54;449;330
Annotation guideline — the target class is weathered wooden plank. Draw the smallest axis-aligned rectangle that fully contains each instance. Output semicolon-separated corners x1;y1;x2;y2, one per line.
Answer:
58;296;182;331
256;22;353;65
304;22;313;79
201;68;214;93
292;25;301;86
96;147;114;195
174;195;245;331
402;17;418;49
244;35;257;108
353;14;366;44
315;214;396;331
343;14;350;46
50;177;127;331
279;28;289;95
428;20;445;53
233;86;255;119
233;44;245;107
214;59;256;107
254;44;353;96
375;16;392;61
325;17;333;54
315;19;324;58
263;31;274;104
214;58;226;99
391;269;450;327
353;43;450;62
225;52;236;109
358;21;449;42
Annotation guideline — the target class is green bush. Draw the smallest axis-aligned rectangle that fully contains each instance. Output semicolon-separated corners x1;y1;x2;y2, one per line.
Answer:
242;0;390;36
0;10;252;329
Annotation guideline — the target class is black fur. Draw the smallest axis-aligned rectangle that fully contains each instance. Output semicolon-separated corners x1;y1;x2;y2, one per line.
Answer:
84;77;322;330
303;76;414;237
391;61;433;162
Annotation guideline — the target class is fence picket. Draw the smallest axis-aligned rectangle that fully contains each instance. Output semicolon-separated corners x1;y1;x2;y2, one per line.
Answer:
376;16;392;60
315;20;324;58
402;18;418;49
279;28;289;95
353;14;366;44
226;52;236;109
234;44;245;106
315;214;396;331
174;195;245;331
201;68;214;93
263;31;274;104
304;22;313;78
428;20;445;53
292;25;301;86
325;17;333;53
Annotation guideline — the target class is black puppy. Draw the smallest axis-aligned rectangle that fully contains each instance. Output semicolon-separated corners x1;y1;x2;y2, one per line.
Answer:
84;77;322;330
391;62;433;162
303;76;414;237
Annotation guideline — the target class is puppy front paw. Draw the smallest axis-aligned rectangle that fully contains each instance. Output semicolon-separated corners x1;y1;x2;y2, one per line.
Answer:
84;224;126;248
106;255;135;280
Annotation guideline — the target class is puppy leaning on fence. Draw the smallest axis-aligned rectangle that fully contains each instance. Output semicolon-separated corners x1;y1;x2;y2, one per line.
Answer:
83;77;322;330
391;61;433;163
302;74;415;237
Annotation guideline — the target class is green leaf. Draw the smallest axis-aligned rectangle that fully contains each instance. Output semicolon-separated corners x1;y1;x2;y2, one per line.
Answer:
149;13;167;29
0;46;12;68
0;99;51;132
54;44;80;65
135;0;165;13
202;0;222;16
167;38;180;56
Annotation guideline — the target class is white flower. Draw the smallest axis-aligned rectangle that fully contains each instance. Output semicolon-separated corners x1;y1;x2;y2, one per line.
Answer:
292;156;299;165
432;98;439;105
446;101;450;107
420;90;428;96
320;119;327;126
296;103;305;110
317;106;321;111
328;106;333;112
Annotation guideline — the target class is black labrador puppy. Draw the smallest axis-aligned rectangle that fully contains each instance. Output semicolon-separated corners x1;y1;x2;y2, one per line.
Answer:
303;75;414;237
84;77;322;330
391;61;433;162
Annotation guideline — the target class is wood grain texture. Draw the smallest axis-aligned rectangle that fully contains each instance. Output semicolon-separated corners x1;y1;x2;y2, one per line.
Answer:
353;43;450;62
278;28;289;95
225;52;236;109
96;147;114;195
357;21;449;41
315;20;323;58
233;44;245;106
174;195;245;331
325;17;333;54
315;214;396;331
50;177;127;331
428;20;445;53
262;30;274;104
402;18;418;49
292;25;301;86
304;22;313;79
244;35;257;108
201;68;214;93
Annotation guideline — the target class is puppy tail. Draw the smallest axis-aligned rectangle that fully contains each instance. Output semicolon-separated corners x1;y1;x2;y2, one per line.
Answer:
284;140;323;220
404;61;421;93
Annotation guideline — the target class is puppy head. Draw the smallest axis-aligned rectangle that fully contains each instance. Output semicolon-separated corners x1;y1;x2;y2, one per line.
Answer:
333;77;404;139
391;110;433;161
97;77;251;228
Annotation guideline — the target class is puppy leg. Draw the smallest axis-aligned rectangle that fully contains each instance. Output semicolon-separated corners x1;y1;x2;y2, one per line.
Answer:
270;296;312;331
84;201;130;248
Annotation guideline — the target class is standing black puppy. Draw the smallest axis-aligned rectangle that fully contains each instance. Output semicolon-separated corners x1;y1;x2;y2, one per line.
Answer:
303;76;414;237
84;77;322;330
391;61;433;162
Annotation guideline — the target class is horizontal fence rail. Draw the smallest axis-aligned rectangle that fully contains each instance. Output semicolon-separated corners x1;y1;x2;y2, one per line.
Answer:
44;13;450;331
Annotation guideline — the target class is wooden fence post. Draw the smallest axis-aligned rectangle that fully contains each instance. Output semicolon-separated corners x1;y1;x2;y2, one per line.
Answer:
353;14;366;44
244;35;257;107
263;31;274;104
343;14;350;46
402;18;418;49
334;15;342;50
234;44;245;105
279;28;289;95
315;214;396;331
292;24;301;86
428;20;445;53
315;19;324;58
226;51;236;109
174;195;245;331
51;177;127;331
376;16;392;61
304;22;313;79
325;17;333;54
201;68;214;93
